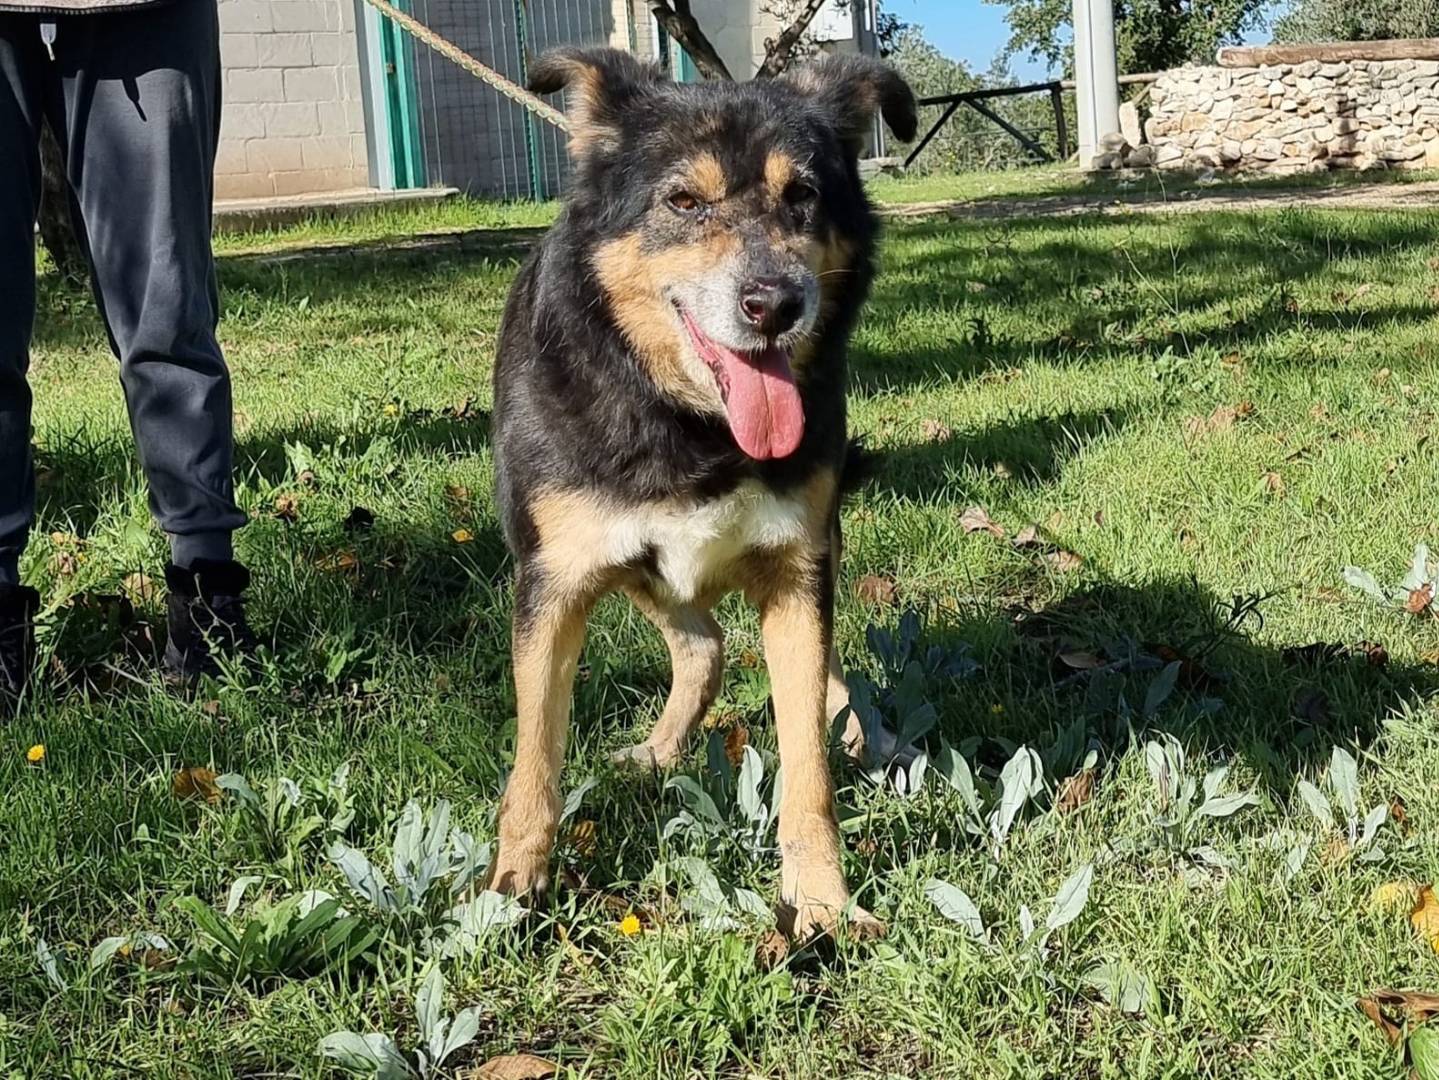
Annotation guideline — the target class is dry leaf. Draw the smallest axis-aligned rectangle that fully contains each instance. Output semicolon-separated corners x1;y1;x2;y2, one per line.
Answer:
273;494;300;522
445;484;472;505
172;766;221;805
1408;584;1434;615
1358;988;1439;1047
317;551;359;573
1183;405;1238;437
920;418;952;442
1371;881;1420;915
200;699;221;718
960;506;1005;538
724;724;750;767
1414;887;1439;953
1011;524;1042;548
1045;550;1083;573
854;575;898;605
121;572;158;606
755;928;789;971
1055;768;1096;814
567;819;597;858
452;528;475;544
1262;471;1284;496
462;1054;558;1079
1058;650;1106;670
1394;796;1411;831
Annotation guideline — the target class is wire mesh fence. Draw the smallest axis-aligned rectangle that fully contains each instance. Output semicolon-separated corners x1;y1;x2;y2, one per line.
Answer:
402;0;613;200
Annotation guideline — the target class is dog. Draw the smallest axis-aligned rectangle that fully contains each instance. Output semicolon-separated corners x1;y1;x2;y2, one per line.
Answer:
487;46;916;939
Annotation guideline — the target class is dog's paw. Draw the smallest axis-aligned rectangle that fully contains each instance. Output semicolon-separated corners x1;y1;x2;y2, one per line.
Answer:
610;740;684;771
484;847;552;900
778;897;887;942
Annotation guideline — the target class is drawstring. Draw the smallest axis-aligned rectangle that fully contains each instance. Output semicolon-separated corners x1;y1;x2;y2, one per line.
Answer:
40;22;56;61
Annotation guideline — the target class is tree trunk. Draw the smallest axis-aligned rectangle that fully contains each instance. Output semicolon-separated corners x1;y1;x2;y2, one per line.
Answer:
37;120;86;284
754;0;828;79
648;1;734;80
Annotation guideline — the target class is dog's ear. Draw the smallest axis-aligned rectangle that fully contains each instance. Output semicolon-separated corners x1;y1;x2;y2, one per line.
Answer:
782;54;917;152
529;47;664;157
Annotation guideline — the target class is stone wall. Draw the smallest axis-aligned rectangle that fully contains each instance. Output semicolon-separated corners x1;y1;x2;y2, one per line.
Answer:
215;0;370;199
1142;59;1439;174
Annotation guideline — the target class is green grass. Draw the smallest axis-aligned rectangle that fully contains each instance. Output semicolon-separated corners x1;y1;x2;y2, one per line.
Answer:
9;179;1439;1078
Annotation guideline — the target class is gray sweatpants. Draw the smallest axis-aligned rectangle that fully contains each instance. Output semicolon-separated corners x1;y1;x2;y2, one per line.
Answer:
0;1;245;585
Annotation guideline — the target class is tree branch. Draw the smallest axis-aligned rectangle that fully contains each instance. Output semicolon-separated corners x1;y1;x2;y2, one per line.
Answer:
648;1;735;80
754;0;828;79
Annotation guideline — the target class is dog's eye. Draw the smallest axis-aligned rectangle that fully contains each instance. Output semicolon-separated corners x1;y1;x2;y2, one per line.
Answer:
667;190;702;214
784;181;818;206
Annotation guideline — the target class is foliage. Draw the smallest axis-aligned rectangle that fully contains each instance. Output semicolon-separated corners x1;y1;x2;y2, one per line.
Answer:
1275;0;1439;43
984;0;1270;75
325;799;526;956
175;890;378;986
217;763;355;870
320;966;481;1079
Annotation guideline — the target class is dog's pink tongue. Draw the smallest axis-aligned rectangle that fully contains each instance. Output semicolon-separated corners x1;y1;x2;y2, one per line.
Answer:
717;343;804;460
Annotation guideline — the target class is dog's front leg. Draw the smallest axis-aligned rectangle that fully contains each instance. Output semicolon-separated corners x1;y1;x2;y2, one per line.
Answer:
488;564;591;899
761;556;884;941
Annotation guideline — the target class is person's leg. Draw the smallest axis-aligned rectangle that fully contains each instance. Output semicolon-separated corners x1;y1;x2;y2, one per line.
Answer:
50;2;245;569
0;18;45;588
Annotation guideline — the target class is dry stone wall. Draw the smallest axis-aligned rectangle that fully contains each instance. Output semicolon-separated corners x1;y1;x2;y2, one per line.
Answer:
1140;59;1439;174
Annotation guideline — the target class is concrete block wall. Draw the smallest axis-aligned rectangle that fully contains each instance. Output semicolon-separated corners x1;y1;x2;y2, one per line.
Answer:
215;0;371;199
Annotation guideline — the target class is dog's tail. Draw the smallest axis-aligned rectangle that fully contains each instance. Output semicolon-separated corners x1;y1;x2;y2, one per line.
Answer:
840;436;881;499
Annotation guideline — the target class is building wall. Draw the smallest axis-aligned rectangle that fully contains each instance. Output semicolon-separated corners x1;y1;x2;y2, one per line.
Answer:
214;0;371;199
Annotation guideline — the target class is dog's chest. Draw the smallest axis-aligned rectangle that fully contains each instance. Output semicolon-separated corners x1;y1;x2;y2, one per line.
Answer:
612;483;809;602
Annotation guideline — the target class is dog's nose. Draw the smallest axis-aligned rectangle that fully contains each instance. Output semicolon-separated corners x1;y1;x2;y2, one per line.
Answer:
739;278;804;338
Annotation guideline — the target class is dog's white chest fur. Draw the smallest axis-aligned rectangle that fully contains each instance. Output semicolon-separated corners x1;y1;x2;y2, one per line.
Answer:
607;482;809;602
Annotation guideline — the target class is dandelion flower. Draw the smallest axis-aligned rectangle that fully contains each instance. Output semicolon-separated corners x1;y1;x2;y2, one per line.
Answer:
619;914;641;937
26;744;45;764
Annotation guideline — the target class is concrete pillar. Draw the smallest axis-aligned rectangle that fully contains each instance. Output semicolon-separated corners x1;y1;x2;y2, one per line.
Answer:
1072;0;1120;165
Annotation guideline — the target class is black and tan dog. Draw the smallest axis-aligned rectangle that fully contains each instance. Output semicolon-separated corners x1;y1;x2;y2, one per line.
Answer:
487;47;916;938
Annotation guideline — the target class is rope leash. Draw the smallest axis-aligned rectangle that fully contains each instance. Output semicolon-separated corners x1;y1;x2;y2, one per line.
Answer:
358;0;571;133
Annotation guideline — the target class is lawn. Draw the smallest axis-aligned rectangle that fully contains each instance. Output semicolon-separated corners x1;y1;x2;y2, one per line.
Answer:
7;177;1439;1078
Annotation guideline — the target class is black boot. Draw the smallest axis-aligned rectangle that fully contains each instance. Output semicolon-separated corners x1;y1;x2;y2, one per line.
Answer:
163;560;258;683
0;584;39;714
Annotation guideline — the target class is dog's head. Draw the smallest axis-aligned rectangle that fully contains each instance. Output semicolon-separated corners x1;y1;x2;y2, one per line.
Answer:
531;48;916;461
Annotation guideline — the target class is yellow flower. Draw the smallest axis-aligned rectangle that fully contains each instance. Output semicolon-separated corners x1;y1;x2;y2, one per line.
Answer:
452;528;474;544
26;743;45;764
383;402;401;417
990;703;1005;715
619;914;642;937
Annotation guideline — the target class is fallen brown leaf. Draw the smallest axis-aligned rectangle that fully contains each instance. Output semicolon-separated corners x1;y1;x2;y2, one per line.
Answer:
724;724;750;767
1183;405;1238;437
1011;524;1042;548
1044;550;1084;573
200;699;221;718
1358;987;1439;1047
1414;886;1439;953
121;572;158;606
566;819;597;858
1055;768;1096;814
854;575;898;605
1262;471;1284;496
960;506;1005;538
1394;796;1411;831
273;494;300;522
1408;584;1434;615
755;928;789;971
461;1054;558;1079
172;766;221;805
920;418;952;442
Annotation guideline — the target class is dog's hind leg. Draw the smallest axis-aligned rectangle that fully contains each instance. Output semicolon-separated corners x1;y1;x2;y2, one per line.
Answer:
488;564;593;899
612;586;724;770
